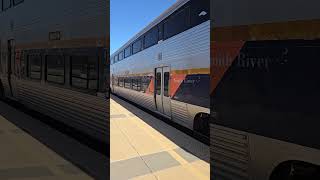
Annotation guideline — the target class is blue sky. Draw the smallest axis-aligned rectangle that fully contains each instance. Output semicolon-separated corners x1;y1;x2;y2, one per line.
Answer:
110;0;176;55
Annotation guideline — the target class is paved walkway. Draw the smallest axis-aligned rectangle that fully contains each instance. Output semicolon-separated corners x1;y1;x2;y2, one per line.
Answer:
110;95;210;180
0;101;108;180
0;115;92;180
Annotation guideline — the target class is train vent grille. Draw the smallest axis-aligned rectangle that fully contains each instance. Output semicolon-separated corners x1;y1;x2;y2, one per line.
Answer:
211;124;250;180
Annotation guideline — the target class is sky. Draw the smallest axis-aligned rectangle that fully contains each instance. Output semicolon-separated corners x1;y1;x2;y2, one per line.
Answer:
110;0;176;55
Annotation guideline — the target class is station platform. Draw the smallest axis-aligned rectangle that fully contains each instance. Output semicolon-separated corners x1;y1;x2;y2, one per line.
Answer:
0;101;108;180
110;95;210;180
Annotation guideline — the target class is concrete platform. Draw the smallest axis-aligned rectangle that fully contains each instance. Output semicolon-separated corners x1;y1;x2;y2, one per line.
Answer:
110;95;210;180
0;101;108;180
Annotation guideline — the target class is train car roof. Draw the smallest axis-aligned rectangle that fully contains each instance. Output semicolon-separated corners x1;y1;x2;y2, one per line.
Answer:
111;0;189;57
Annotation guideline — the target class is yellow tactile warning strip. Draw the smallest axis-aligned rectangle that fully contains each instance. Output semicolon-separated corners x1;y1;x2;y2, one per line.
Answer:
110;95;210;180
0;115;93;180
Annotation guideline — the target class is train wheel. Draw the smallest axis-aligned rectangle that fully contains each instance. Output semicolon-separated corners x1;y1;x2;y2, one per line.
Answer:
194;113;210;138
270;161;320;180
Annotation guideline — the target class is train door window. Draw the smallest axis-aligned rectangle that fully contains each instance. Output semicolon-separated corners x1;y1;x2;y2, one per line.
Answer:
144;26;158;49
124;46;131;58
164;72;170;97
46;55;65;84
132;39;142;54
164;6;191;39
118;51;124;61
3;0;11;10
156;72;161;95
190;0;209;27
28;55;42;80
13;0;23;6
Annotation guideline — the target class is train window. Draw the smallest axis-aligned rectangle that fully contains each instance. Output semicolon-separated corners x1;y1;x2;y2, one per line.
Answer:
124;46;131;58
144;26;158;49
132;39;142;54
124;78;131;88
115;54;119;62
119;51;124;61
190;0;209;27
46;55;65;84
88;56;98;90
132;77;141;91
119;77;124;87
164;72;170;97
3;0;11;10
164;6;191;39
141;76;151;92
13;0;24;6
156;72;161;95
28;55;42;80
71;56;98;90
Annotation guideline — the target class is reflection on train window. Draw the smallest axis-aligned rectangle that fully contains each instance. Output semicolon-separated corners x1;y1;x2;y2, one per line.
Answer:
164;72;169;97
132;77;141;91
164;6;190;39
13;0;24;6
46;55;65;84
124;78;131;88
71;56;98;90
118;51;124;61
3;0;11;10
141;76;151;92
190;0;209;27
144;26;158;49
124;46;131;58
132;39;142;54
156;72;161;95
119;78;124;87
28;55;42;80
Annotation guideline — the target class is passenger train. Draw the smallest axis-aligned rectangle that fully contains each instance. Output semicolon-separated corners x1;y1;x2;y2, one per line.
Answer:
0;0;109;143
110;0;210;138
210;0;320;179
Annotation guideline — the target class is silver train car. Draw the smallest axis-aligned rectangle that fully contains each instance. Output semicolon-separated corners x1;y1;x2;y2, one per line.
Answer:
210;0;320;179
110;0;210;137
0;0;109;143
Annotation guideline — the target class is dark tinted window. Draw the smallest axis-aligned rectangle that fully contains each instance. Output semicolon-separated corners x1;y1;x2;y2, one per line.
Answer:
144;27;158;49
164;6;190;39
156;72;161;95
190;0;209;27
119;51;124;61
132;77;141;91
119;78;124;87
124;46;131;58
13;0;24;6
115;55;119;62
46;55;64;84
173;74;209;107
164;72;170;97
3;0;11;10
132;39;142;54
28;55;42;80
124;78;131;88
71;56;98;89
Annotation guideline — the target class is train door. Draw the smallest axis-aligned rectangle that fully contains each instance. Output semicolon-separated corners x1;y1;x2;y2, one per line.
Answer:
155;67;171;117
